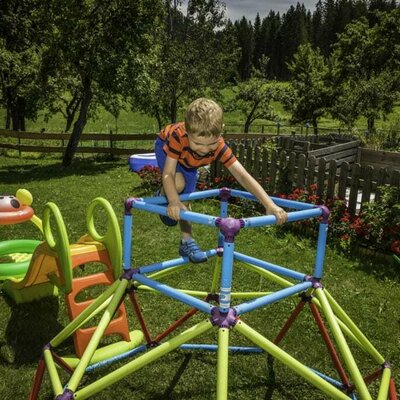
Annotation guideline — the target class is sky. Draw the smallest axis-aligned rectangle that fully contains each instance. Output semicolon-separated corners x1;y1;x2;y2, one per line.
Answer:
223;0;317;21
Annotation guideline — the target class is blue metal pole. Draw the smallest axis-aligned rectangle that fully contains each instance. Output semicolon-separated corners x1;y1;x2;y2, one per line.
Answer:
130;199;218;227
123;214;133;271
218;200;229;247
143;189;221;204
133;274;213;314
179;344;264;353
139;249;218;274
219;239;235;312
234;252;306;281
243;208;322;228
86;345;147;373
234;281;312;315
314;222;328;279
230;190;317;210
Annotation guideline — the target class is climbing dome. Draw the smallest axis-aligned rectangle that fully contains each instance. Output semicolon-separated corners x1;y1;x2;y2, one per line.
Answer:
31;188;397;400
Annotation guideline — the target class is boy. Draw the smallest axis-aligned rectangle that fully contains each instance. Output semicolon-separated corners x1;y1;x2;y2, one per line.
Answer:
155;98;287;263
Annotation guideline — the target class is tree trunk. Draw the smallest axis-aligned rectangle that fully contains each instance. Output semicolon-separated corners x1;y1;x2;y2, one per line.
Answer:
244;118;251;133
5;109;11;129
367;117;375;133
62;78;92;166
170;96;177;123
64;94;82;133
312;116;318;136
10;96;26;131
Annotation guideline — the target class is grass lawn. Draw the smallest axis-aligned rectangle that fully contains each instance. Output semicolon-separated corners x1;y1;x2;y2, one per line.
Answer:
0;155;399;399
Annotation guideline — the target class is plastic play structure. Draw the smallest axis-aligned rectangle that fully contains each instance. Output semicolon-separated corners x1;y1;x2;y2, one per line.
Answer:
30;188;397;399
128;153;157;172
4;197;143;362
0;189;43;280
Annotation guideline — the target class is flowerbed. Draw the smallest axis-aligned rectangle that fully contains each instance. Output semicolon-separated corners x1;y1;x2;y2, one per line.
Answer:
136;166;400;256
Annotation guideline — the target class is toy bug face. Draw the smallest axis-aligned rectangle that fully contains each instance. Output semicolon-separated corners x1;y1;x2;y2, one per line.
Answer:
0;195;34;225
0;195;21;212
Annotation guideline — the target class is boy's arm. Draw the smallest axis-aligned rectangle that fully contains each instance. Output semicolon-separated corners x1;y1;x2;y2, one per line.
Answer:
162;155;187;220
227;160;287;225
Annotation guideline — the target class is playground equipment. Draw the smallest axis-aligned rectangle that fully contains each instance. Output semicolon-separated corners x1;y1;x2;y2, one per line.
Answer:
0;189;42;280
30;188;397;399
128;153;157;172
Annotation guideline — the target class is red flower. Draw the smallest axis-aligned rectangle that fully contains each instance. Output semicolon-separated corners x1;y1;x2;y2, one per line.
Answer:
391;240;400;254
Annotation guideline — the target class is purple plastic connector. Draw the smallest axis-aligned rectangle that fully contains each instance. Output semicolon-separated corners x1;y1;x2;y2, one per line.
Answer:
382;361;392;369
219;187;231;202
215;217;244;243
56;389;74;400
304;275;323;289
43;343;52;352
124;197;143;215
120;268;140;280
318;205;330;224
210;307;238;328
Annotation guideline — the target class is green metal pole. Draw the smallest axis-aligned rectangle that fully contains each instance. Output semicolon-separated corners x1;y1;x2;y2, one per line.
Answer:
67;279;129;392
43;348;63;396
50;280;120;347
75;319;213;399
231;291;272;299
146;263;194;280
315;289;372;400
235;320;350;400
217;328;230;400
242;262;294;288
210;257;222;293
376;368;391;400
310;297;362;347
324;290;385;364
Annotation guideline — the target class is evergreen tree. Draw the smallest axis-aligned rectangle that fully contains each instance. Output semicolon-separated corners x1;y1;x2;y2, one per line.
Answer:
252;13;263;70
235;17;254;81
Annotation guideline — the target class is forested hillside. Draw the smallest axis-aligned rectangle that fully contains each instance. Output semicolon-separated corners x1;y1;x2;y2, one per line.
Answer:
1;0;399;164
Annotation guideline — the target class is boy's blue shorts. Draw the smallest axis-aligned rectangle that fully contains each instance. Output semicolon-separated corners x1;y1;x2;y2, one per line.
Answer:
155;137;198;194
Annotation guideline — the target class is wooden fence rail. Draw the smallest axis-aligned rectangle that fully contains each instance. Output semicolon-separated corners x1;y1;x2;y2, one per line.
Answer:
0;129;272;157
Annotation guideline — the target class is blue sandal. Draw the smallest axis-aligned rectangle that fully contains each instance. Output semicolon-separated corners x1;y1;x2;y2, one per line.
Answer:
179;239;208;263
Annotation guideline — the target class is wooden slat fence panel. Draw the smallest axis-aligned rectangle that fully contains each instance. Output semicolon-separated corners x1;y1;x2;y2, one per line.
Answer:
296;154;306;189
338;162;350;200
348;163;361;215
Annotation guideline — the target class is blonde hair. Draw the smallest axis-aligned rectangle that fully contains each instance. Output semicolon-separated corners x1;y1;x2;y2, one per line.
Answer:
185;98;223;137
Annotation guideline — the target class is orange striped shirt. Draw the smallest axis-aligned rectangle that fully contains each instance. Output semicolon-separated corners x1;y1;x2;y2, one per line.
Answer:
158;122;237;169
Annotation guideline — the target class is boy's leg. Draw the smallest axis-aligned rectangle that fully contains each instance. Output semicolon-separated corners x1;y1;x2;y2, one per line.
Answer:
178;169;207;263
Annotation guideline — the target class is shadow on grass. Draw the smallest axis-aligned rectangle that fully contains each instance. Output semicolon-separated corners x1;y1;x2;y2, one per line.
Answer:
352;255;400;282
0;294;65;365
0;157;125;185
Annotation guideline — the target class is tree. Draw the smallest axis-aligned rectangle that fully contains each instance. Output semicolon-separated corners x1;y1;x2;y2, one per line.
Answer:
0;0;47;130
235;17;254;81
331;10;400;132
41;0;163;166
279;3;310;79
284;43;331;134
227;57;281;133
130;0;237;130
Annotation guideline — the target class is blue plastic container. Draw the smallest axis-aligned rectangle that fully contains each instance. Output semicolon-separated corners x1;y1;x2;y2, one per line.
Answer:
129;153;158;172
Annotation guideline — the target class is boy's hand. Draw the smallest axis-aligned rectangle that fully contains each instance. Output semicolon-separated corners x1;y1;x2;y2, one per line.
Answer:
266;205;288;225
168;200;187;221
